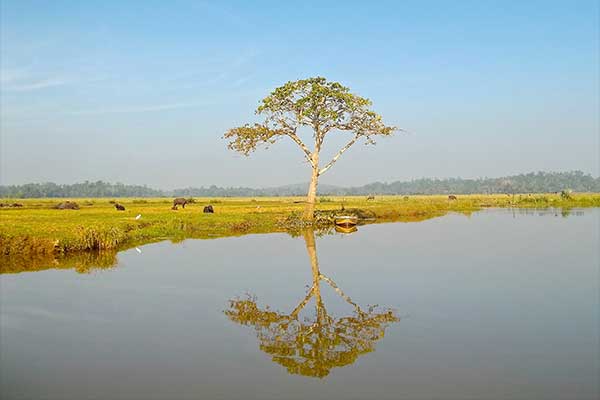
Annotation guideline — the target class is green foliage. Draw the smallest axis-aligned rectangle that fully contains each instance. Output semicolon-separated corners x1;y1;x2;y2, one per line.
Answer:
0;180;163;198
2;171;598;198
561;189;572;200
223;76;396;167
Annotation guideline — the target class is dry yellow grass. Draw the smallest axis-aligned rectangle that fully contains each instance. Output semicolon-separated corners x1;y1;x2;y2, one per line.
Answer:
1;194;599;260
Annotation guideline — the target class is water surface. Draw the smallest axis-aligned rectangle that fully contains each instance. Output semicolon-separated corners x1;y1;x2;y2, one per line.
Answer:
1;209;598;399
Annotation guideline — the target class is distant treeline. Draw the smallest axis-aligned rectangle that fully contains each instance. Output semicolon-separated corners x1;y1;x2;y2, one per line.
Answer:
0;182;164;198
1;171;598;198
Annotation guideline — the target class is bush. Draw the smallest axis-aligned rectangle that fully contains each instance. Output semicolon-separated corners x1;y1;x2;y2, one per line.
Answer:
560;189;572;200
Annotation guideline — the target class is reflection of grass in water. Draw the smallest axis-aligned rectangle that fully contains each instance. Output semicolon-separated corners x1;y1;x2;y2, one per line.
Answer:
1;194;598;257
1;250;118;274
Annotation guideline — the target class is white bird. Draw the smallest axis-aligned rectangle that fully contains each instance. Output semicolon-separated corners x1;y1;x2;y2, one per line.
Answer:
135;247;142;254
135;214;141;220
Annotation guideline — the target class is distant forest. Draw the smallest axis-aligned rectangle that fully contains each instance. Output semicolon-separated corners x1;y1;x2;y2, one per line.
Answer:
1;171;598;198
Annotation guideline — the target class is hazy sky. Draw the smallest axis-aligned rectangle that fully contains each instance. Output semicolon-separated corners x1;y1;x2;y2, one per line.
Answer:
1;0;598;189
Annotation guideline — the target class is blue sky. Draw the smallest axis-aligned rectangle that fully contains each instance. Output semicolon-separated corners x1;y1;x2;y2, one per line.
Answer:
1;0;598;188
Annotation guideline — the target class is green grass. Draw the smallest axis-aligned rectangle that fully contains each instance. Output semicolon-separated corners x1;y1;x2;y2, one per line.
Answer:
1;194;599;262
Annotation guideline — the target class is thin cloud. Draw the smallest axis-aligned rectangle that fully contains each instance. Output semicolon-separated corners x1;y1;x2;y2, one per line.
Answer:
68;102;208;115
6;78;68;92
0;67;71;92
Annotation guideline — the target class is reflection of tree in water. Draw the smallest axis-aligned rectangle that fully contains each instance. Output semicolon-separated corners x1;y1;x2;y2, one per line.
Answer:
225;229;399;378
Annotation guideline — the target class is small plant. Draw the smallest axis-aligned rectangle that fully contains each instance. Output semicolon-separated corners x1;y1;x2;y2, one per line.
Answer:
319;197;333;203
560;189;572;200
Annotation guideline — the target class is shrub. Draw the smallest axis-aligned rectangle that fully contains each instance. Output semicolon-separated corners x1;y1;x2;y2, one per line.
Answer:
560;189;572;200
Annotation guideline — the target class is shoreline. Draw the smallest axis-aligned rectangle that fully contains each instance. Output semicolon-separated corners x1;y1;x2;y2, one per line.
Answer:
2;194;599;265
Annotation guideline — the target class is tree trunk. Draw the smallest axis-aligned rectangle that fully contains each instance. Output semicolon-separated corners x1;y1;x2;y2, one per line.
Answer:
303;164;319;220
302;229;325;323
302;228;320;283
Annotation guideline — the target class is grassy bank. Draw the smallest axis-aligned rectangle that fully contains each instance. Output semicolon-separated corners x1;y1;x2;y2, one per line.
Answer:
1;194;599;260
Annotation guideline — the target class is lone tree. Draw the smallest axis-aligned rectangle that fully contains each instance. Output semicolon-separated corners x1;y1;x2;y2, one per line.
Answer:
224;77;397;220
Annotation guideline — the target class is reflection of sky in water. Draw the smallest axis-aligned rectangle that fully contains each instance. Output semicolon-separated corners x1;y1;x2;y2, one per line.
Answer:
1;209;598;400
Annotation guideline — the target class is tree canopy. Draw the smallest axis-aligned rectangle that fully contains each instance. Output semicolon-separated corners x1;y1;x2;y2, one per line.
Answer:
224;77;396;173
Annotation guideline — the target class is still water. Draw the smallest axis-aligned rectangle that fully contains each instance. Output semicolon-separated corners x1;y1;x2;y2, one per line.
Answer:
1;209;598;400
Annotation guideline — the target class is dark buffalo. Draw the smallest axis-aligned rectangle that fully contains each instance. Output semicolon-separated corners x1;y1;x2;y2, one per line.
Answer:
448;195;457;201
115;203;125;211
173;198;188;208
203;205;214;213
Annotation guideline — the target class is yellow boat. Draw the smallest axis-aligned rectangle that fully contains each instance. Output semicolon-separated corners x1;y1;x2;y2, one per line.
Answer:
334;215;358;228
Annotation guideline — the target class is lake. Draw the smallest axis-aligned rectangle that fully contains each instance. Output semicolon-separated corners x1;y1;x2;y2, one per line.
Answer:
1;208;598;400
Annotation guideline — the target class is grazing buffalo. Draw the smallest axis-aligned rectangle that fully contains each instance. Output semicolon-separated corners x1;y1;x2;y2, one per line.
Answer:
115;203;125;211
203;205;214;213
448;195;457;201
367;196;375;201
173;198;188;208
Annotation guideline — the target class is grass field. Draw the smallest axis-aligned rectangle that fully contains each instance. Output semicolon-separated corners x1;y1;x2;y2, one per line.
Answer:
1;194;599;263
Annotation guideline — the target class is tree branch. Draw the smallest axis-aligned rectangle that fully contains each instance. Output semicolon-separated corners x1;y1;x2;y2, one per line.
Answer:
320;273;364;314
287;131;315;168
290;284;316;318
318;134;360;175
